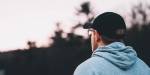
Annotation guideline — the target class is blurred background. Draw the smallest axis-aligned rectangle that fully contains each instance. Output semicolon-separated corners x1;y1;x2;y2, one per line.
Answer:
0;0;150;75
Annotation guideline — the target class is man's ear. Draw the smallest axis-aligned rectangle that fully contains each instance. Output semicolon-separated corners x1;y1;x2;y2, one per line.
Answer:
95;31;101;42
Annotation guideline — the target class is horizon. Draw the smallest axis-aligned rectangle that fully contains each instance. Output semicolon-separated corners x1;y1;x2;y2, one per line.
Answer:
0;0;149;51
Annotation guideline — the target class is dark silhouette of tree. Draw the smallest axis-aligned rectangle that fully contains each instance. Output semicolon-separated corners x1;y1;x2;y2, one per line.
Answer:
50;23;67;47
0;2;150;75
27;41;36;49
124;3;150;65
74;2;94;31
0;2;92;75
76;2;91;15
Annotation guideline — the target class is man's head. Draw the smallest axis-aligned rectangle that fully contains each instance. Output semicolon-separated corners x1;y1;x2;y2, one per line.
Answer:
84;12;127;51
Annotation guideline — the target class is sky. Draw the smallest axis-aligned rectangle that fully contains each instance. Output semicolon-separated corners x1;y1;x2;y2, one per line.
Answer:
0;0;149;51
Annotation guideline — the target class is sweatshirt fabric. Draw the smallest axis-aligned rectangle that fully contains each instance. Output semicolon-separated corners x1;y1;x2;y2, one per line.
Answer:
74;42;150;75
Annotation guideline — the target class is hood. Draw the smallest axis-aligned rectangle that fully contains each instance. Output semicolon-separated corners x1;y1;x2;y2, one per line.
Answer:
92;42;138;70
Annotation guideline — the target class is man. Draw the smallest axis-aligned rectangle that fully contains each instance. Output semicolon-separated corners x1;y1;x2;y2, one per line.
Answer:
74;12;150;75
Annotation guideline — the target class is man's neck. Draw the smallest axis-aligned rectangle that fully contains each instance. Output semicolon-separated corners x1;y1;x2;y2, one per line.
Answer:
98;42;106;48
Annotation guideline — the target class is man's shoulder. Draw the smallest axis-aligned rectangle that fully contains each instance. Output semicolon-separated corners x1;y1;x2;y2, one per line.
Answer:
82;56;106;65
76;57;107;71
74;57;107;75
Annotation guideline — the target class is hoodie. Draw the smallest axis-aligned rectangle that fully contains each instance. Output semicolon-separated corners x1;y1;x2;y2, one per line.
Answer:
74;42;150;75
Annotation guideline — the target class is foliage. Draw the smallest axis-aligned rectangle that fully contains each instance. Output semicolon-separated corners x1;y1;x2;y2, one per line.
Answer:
0;2;150;75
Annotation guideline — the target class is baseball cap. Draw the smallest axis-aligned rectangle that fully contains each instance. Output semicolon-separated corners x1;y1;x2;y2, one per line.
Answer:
84;12;126;40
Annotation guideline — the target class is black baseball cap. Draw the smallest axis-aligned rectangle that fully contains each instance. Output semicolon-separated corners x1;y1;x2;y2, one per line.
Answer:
84;12;126;40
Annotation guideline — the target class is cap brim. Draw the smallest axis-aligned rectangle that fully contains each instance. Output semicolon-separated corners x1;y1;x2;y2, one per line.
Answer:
83;22;93;29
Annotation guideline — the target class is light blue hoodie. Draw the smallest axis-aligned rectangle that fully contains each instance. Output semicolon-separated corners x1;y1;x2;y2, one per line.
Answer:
74;42;150;75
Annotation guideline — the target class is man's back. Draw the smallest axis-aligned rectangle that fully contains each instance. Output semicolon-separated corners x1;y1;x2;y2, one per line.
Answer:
74;42;150;75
